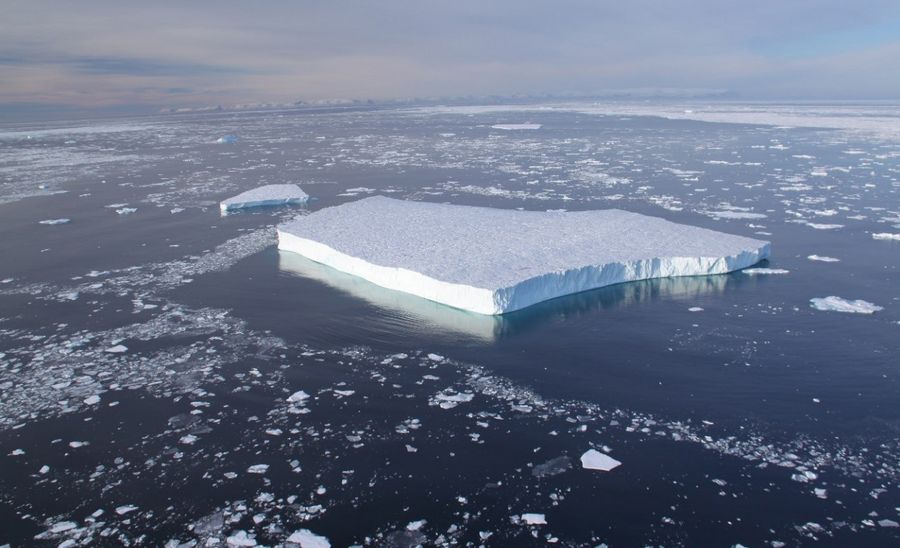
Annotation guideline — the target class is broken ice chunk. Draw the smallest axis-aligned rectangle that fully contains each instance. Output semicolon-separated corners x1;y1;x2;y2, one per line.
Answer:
580;449;622;471
810;297;882;314
286;529;331;547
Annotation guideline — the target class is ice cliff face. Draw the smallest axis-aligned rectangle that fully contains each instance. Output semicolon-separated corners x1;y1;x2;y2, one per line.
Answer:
277;196;770;315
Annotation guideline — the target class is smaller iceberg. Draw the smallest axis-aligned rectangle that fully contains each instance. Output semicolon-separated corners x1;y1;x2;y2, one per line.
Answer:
216;134;239;144
220;184;309;213
810;296;882;314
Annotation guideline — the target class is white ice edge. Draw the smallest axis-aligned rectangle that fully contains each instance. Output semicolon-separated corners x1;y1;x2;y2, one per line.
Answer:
277;231;769;315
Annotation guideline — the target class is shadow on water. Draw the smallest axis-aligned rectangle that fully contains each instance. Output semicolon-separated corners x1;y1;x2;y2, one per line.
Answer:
278;251;757;343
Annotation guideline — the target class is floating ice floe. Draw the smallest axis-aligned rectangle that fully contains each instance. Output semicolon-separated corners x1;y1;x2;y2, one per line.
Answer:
38;218;70;225
872;233;900;241
286;529;331;547
742;268;789;275
220;184;309;213
277;196;770;315
492;123;541;130
810;296;883;314
580;449;622;471
807;255;839;262
520;513;547;525
216;135;239;144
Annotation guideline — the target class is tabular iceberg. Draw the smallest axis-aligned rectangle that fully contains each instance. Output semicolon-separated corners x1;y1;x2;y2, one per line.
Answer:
220;184;309;212
277;196;770;315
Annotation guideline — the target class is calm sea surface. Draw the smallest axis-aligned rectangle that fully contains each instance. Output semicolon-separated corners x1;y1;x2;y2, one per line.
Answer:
1;103;898;546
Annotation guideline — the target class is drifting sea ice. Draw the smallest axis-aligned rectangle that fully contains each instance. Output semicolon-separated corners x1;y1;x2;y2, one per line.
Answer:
810;297;883;314
286;529;331;547
491;123;542;130
742;268;790;275
277;196;770;314
872;233;900;241
216;135;239;144
580;449;622;471
38;218;70;225
220;184;309;212
520;513;547;525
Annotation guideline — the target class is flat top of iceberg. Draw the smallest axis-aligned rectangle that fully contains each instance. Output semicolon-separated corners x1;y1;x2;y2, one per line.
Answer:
221;184;308;211
278;196;768;290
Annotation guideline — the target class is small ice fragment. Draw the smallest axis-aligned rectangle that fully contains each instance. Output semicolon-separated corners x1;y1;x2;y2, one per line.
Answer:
226;530;257;546
334;390;355;397
180;434;198;445
406;519;427;531
115;207;137;215
39;465;50;474
427;353;445;362
807;255;839;262
49;521;78;533
872;233;900;241
39;218;70;225
810;297;883;314
115;504;138;515
742;268;789;274
286;529;331;547
879;519;899;528
688;307;704;312
247;464;269;474
492;123;542;130
581;449;622;471
10;448;25;455
105;344;128;353
521;513;547;525
84;395;100;405
216;135;239;144
68;441;86;448
287;390;310;403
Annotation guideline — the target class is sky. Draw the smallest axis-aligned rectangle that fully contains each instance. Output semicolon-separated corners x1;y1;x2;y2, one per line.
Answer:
2;0;900;116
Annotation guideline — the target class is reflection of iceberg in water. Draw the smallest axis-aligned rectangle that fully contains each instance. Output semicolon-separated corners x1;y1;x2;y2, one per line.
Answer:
279;251;747;342
279;251;503;341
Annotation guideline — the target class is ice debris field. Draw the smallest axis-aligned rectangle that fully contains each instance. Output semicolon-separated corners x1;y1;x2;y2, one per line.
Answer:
277;196;770;314
220;183;309;212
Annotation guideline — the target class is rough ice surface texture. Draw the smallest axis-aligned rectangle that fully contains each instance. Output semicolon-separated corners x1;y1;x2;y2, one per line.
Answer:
220;184;308;212
810;297;883;314
277;196;770;315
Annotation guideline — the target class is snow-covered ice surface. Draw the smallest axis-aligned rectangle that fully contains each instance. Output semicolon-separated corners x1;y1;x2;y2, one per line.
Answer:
278;197;770;314
220;184;309;212
1;100;899;546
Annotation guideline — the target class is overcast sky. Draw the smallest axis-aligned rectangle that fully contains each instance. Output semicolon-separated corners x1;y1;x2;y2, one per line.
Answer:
3;0;900;114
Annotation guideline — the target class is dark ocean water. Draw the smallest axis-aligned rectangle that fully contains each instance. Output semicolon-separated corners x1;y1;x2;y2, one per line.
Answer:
0;103;898;546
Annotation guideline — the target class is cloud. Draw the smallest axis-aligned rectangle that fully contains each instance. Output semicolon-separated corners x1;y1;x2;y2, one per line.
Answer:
1;0;899;112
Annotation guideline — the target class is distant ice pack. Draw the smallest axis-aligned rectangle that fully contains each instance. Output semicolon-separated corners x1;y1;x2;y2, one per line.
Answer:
277;196;770;315
220;184;309;213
